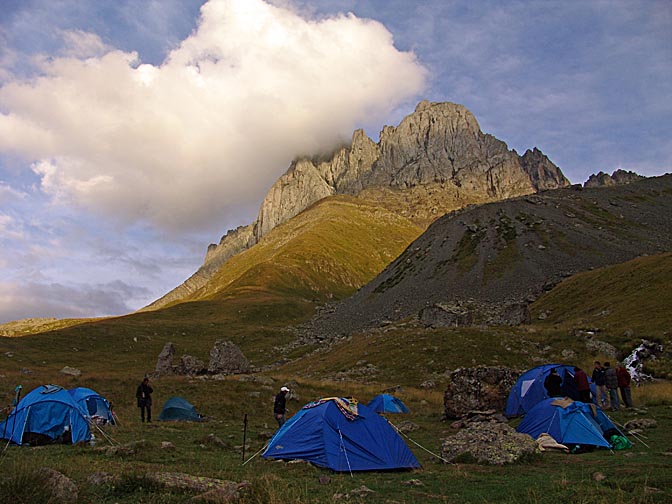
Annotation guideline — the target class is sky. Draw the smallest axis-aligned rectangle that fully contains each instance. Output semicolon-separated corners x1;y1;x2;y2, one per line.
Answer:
0;0;670;324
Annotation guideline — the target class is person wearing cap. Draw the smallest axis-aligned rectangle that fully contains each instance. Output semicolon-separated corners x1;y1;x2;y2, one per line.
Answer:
274;386;289;427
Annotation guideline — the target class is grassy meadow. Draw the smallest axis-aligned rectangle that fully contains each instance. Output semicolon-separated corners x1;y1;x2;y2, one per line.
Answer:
0;247;671;502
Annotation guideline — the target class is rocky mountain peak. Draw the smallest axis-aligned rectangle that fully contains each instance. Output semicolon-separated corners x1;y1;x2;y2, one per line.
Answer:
146;101;571;311
584;169;645;188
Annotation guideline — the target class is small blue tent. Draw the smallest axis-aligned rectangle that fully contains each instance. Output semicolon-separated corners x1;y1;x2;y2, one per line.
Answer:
516;398;626;449
505;364;594;417
368;394;410;414
262;398;420;472
0;385;91;445
68;387;116;425
158;396;202;422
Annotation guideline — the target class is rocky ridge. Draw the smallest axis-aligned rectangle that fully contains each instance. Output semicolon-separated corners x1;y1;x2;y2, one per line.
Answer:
306;174;672;337
146;101;569;310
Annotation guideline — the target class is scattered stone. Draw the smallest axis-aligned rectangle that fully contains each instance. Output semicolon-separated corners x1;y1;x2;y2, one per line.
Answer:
38;467;78;503
403;479;423;486
420;301;530;328
444;366;520;419
4;351;13;357
441;422;539;465
349;485;375;497
20;367;32;375
592;472;607;482
87;472;121;486
420;380;436;389
59;366;81;376
624;418;657;430
161;441;176;450
318;475;331;485
196;434;231;449
395;420;420;433
156;342;175;374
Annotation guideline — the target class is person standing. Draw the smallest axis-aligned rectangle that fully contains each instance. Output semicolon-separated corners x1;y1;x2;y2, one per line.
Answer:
274;386;289;428
591;361;609;409
616;363;633;408
573;366;591;403
544;368;563;397
604;362;620;411
136;377;153;422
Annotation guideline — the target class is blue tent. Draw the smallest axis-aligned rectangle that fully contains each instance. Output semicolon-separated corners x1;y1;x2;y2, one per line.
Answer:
158;396;202;422
516;398;625;449
0;385;91;445
368;394;410;414
68;387;116;425
505;364;594;417
262;397;420;472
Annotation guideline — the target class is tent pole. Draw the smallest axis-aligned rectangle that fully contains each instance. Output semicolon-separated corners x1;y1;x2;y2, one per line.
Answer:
338;428;353;477
241;441;269;466
241;413;248;461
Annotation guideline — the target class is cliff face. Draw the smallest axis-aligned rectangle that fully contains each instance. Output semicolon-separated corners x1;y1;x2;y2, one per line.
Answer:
584;169;645;188
145;100;570;311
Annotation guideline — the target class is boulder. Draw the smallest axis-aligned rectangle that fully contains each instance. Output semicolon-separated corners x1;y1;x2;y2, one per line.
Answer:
37;467;78;503
207;340;250;375
441;422;539;464
156;342;175;374
176;354;206;375
444;366;520;419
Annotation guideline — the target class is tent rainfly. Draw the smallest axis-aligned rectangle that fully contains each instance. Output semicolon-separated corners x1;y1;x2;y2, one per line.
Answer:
516;398;629;450
505;363;595;417
367;394;410;414
68;387;116;425
157;396;203;422
262;397;420;472
0;384;91;445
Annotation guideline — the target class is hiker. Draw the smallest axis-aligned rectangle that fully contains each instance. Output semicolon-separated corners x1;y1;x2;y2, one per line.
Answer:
603;362;620;411
544;368;563;397
591;361;609;409
573;366;591;403
274;386;290;428
136;377;153;422
616;363;633;408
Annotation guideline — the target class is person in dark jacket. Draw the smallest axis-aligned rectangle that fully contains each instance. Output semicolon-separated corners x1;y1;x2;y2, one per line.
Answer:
573;366;591;403
603;362;620;411
544;368;563;397
616;363;633;407
591;361;609;409
273;386;289;428
136;377;153;422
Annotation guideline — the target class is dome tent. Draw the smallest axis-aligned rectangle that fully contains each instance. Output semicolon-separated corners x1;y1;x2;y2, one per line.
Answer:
0;385;91;445
68;387;116;425
505;363;594;417
516;397;629;450
158;396;203;422
263;397;420;472
367;394;410;414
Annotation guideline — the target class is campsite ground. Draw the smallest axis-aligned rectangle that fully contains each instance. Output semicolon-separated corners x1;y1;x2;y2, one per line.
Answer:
1;369;671;503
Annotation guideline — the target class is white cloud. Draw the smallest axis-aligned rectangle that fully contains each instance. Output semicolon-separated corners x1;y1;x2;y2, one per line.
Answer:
0;0;426;232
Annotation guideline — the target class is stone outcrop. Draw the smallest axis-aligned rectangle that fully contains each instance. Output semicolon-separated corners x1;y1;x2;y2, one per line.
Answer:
444;366;520;419
146;100;569;311
441;422;539;465
207;340;250;375
176;355;206;376
156;342;175;375
584;169;644;188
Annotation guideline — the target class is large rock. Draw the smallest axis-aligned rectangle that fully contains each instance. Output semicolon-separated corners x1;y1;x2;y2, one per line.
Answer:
156;342;175;374
584;169;644;188
207;340;250;375
176;355;206;376
38;467;78;503
444;366;520;419
441;422;539;464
